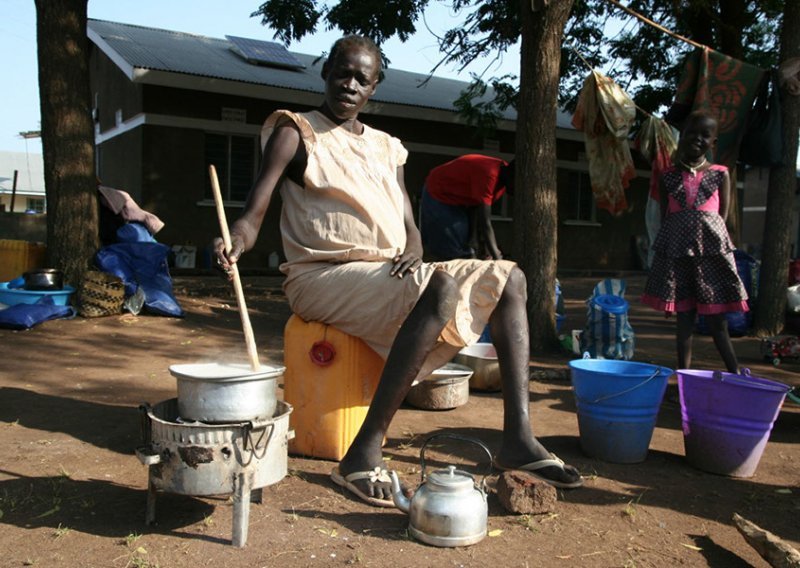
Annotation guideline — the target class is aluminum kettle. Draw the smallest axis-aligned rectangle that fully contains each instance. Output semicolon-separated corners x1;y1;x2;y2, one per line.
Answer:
389;433;492;547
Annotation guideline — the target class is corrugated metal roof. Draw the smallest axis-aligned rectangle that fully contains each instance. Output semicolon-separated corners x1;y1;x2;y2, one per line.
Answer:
89;19;574;128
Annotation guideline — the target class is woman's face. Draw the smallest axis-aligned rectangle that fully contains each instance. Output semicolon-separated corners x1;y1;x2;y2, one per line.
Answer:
322;44;380;122
679;116;717;160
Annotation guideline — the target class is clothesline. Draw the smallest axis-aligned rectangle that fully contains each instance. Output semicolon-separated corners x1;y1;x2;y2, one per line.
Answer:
603;0;708;52
573;0;721;120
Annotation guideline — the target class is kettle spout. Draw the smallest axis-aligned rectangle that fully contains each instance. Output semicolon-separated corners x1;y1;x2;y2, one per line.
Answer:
388;470;410;513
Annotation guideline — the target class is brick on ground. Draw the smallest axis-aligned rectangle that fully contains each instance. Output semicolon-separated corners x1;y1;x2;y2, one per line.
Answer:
495;470;558;514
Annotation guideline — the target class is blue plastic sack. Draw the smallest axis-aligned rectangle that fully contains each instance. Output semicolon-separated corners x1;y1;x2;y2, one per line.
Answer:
0;296;75;330
117;222;157;243
94;242;184;317
696;249;757;337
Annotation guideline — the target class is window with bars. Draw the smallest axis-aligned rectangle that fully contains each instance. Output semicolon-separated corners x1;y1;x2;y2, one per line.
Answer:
563;169;597;223
27;198;45;214
204;133;258;202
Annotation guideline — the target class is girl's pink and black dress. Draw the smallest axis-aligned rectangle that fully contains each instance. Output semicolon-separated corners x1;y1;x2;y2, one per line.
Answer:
641;164;749;315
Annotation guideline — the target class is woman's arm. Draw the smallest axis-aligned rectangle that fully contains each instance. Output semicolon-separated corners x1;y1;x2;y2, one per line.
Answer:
478;204;502;259
214;124;303;269
390;165;423;278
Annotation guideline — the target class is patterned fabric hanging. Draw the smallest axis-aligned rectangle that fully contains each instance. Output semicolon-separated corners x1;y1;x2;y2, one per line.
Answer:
665;47;765;169
571;70;637;216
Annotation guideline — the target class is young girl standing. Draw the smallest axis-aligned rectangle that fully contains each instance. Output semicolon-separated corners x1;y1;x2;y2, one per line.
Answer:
641;111;749;373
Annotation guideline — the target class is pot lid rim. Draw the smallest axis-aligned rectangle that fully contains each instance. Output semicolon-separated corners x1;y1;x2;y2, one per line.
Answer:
169;362;285;382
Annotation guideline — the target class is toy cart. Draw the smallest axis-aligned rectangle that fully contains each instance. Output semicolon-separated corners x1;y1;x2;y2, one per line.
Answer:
760;335;800;366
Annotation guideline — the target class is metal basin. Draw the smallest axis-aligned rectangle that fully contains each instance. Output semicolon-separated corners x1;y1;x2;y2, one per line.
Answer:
169;362;284;423
454;343;502;392
405;363;472;410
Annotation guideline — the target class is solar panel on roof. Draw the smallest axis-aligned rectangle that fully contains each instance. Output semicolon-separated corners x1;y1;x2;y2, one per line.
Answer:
226;35;306;70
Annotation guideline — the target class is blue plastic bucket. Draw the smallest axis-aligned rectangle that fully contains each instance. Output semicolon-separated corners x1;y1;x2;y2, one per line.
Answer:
569;358;672;463
677;369;790;477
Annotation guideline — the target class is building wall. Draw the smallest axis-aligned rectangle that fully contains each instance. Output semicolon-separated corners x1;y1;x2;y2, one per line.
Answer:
0;195;46;214
740;167;769;258
96;129;143;201
0;212;47;241
90;45;144;134
557;176;650;271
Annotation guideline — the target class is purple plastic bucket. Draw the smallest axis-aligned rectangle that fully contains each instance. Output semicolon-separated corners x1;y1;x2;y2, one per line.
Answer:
677;369;790;477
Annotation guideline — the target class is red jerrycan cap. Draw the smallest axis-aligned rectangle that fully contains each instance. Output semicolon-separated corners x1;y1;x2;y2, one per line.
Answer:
309;340;336;366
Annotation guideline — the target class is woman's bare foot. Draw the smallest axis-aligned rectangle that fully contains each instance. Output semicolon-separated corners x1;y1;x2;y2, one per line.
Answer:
494;440;583;489
334;443;394;504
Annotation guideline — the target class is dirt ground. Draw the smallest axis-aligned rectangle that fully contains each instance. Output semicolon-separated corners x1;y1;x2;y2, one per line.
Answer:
0;272;798;568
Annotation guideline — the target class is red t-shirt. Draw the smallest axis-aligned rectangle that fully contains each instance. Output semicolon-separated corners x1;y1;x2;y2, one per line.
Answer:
425;154;507;206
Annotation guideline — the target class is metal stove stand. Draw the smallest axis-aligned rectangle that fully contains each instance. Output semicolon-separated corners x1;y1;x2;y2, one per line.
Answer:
136;399;293;547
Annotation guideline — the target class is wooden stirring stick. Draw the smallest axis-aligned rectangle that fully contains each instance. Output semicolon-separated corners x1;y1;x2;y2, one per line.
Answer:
209;164;261;371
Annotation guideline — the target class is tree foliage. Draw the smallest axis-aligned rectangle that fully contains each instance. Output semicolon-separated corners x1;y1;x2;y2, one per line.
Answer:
561;0;783;114
252;0;520;78
252;0;432;63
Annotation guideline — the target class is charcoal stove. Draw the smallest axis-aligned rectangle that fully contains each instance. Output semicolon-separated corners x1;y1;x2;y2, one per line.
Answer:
136;398;293;547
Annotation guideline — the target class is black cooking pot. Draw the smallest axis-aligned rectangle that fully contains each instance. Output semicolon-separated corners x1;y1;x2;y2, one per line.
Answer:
23;269;64;291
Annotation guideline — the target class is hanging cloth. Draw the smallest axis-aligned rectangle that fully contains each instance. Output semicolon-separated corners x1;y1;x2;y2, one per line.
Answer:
634;116;678;201
571;70;637;216
739;70;783;167
665;47;765;169
633;116;678;267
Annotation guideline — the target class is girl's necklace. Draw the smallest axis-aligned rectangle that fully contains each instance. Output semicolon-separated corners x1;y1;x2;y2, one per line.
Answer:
679;157;707;177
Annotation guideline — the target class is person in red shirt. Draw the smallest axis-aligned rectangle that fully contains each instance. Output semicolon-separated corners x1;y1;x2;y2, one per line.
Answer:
420;154;514;260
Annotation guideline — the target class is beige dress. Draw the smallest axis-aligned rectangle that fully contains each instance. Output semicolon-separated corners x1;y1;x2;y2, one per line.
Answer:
262;110;516;380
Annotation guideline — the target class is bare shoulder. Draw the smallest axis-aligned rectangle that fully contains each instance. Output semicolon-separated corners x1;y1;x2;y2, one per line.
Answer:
265;122;303;162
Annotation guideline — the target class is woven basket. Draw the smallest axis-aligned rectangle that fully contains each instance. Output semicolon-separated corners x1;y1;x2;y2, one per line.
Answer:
79;270;125;318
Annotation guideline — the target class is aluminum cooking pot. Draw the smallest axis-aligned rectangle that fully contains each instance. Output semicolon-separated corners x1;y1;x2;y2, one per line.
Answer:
169;362;284;423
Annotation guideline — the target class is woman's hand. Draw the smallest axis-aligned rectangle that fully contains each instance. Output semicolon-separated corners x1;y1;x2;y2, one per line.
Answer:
212;234;246;280
390;250;422;278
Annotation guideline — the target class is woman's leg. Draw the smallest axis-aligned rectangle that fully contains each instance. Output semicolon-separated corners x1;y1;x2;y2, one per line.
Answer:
676;310;695;369
337;270;459;499
491;267;582;486
705;313;739;372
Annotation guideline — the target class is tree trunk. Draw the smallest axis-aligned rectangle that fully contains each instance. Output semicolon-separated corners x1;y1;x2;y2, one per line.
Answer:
754;0;800;337
514;0;574;354
35;0;98;288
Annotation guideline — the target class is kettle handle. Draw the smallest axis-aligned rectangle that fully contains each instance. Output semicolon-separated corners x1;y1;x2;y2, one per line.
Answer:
419;433;493;485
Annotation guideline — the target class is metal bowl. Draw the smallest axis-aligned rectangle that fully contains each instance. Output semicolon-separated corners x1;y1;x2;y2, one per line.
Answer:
454;343;502;392
23;268;64;291
405;363;472;410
